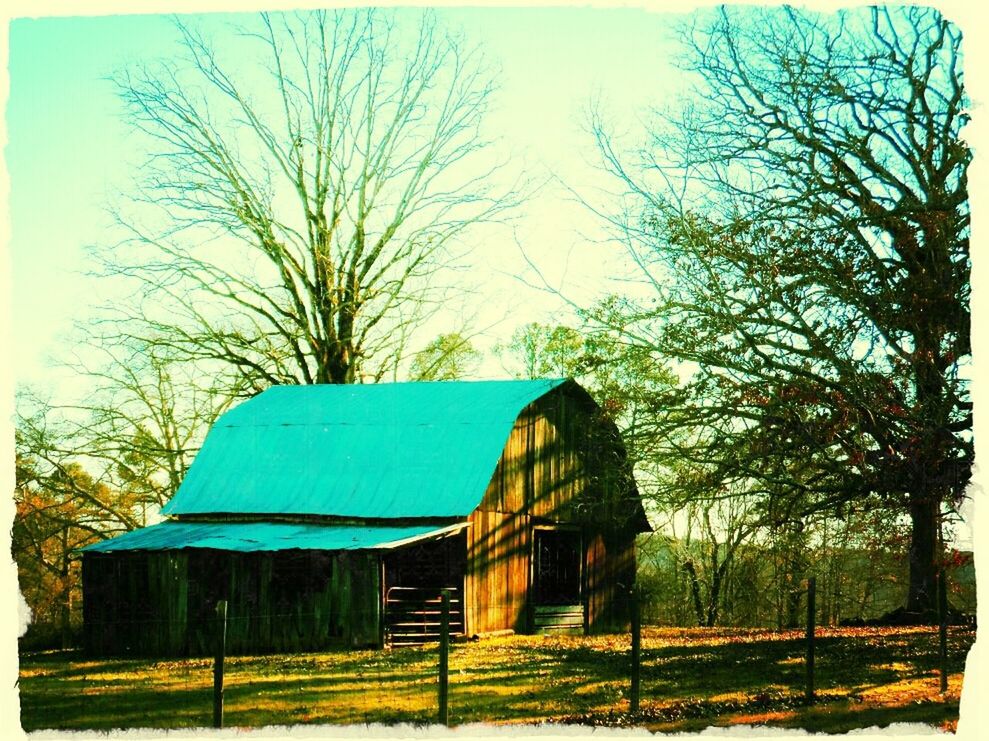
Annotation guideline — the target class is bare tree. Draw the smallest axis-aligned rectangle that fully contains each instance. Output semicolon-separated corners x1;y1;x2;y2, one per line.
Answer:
15;392;141;535
14;394;140;647
589;6;969;619
63;340;237;518
658;485;760;627
98;9;516;392
14;345;234;644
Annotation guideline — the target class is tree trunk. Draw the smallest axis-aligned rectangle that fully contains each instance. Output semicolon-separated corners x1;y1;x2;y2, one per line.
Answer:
59;527;71;649
707;545;731;627
682;561;706;627
60;593;71;649
320;339;356;384
786;581;803;629
906;494;940;620
706;572;721;627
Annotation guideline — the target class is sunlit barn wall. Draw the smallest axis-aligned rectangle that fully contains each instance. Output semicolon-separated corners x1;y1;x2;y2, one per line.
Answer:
466;389;644;636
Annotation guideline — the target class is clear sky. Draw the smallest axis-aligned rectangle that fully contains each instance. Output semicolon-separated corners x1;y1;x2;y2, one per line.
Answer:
6;4;685;389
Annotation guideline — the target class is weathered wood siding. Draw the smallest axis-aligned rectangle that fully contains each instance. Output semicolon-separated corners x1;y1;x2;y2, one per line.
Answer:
466;387;641;635
466;510;531;634
585;530;637;633
82;549;380;656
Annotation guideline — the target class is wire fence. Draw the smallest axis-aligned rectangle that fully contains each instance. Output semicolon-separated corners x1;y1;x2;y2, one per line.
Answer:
17;574;974;731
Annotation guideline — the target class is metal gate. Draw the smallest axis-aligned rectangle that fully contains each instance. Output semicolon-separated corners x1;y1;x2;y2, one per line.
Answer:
384;586;464;646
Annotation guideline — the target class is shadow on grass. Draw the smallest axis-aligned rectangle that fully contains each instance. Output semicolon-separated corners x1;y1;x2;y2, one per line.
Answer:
17;627;975;732
775;698;960;734
20;683;216;731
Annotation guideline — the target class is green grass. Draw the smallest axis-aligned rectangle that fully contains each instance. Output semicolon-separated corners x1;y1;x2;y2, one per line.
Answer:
18;626;974;733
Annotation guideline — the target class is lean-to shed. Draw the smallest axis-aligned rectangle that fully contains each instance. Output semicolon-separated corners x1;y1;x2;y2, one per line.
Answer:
81;379;650;655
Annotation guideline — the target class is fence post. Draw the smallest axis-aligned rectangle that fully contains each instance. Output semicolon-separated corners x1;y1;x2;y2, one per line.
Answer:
438;590;450;726
630;589;641;714
805;576;816;703
213;599;228;729
938;569;949;694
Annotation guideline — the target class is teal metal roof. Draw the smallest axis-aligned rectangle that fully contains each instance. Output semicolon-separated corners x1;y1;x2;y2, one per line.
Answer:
81;521;466;553
162;379;568;519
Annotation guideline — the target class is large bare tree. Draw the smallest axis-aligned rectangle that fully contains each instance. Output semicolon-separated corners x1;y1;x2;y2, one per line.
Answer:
590;6;970;619
99;9;513;391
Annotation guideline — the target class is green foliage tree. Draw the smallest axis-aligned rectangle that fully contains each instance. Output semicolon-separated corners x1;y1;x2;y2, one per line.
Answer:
499;323;587;380
408;332;481;381
590;6;970;619
500;319;675;434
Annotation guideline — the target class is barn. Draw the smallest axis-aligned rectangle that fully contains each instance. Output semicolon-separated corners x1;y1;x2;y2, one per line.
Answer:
81;378;650;656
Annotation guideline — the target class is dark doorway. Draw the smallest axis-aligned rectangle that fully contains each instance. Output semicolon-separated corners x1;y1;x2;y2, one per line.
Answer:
531;528;584;633
533;529;582;604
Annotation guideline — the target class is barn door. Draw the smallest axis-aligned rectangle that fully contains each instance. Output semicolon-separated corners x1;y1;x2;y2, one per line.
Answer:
531;527;585;633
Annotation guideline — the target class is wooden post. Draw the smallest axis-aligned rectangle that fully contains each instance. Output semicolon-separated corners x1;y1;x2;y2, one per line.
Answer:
213;599;228;729
805;577;816;703
630;590;641;714
438;591;450;726
938;569;949;694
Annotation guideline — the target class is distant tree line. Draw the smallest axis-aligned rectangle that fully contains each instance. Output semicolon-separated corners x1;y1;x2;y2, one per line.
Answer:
637;531;976;629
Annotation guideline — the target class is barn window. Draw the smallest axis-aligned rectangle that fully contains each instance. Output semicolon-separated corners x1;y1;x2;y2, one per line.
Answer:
533;529;582;605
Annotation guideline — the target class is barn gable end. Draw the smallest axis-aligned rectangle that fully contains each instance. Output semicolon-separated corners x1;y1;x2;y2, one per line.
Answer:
466;384;646;636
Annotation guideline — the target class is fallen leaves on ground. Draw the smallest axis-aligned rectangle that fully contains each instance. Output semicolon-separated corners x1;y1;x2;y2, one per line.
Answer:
17;625;974;733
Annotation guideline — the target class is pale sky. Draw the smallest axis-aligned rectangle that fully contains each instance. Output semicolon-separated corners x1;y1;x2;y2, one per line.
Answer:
6;4;684;390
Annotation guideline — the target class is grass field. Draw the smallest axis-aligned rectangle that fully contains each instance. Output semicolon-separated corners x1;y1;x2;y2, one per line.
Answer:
18;625;975;733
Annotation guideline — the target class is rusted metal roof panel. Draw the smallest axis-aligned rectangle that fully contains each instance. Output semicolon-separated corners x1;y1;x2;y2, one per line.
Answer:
162;379;568;519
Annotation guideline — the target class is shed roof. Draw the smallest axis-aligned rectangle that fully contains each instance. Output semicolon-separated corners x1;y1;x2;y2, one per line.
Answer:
162;379;569;519
81;521;466;553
